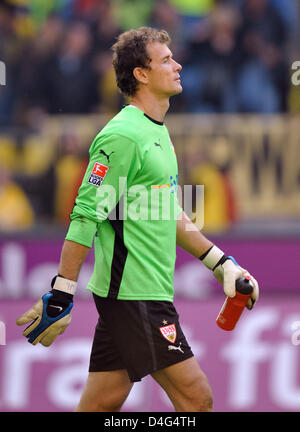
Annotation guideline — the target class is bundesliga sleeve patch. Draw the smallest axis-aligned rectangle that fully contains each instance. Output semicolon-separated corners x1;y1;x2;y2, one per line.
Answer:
88;162;109;187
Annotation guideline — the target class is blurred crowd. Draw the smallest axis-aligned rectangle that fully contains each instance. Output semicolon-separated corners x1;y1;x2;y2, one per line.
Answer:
0;0;299;232
0;0;299;126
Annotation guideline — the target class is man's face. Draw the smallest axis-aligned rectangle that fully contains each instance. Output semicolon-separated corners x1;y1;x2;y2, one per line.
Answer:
143;42;182;97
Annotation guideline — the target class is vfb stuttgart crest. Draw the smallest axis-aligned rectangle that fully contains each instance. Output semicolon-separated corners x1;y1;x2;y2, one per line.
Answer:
159;324;177;343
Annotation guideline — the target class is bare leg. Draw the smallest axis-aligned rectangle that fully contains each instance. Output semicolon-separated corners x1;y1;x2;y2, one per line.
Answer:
75;369;133;412
151;356;213;412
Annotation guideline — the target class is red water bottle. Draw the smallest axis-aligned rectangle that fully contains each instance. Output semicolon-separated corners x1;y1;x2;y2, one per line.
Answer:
216;277;253;331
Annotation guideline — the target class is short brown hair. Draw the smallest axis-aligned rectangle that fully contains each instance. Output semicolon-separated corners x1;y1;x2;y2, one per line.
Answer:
112;26;171;97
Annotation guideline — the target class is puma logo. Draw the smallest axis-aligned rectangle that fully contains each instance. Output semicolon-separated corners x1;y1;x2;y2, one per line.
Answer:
168;342;184;353
99;149;114;162
49;305;63;312
154;142;161;148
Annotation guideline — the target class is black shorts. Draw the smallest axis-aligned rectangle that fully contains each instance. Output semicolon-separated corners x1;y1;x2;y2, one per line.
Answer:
89;294;194;382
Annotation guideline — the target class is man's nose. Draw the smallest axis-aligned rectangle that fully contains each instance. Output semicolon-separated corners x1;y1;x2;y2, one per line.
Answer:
171;58;182;71
174;60;182;72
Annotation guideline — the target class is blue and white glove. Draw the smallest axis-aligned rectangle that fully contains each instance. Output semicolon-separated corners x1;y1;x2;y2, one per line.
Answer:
200;245;259;310
16;275;77;346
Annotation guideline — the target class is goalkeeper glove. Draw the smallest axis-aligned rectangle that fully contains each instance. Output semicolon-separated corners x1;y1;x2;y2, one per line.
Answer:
16;275;77;346
200;245;259;310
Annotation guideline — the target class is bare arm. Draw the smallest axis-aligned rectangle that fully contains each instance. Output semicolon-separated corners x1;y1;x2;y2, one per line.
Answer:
176;211;259;308
58;239;90;281
176;211;213;258
15;238;91;346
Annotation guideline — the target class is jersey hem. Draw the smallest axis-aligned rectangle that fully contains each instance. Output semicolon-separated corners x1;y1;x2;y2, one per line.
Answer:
86;284;174;302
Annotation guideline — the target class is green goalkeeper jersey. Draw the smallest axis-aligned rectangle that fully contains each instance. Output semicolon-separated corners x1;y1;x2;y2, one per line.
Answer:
66;105;181;301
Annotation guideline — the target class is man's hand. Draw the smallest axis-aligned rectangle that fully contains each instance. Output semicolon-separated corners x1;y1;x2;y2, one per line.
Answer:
200;246;259;310
16;276;77;346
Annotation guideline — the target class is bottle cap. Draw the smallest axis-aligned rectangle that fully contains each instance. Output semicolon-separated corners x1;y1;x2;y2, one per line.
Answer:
235;277;253;295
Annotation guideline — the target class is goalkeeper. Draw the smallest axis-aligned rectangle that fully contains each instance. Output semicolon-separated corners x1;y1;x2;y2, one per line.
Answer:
16;27;259;412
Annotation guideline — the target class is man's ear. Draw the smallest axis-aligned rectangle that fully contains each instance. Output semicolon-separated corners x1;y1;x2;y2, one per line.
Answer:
133;67;149;85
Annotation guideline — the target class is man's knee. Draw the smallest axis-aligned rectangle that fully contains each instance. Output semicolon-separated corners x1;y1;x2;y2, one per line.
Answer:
180;373;213;412
197;379;213;411
92;394;125;412
75;371;133;412
77;386;130;412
